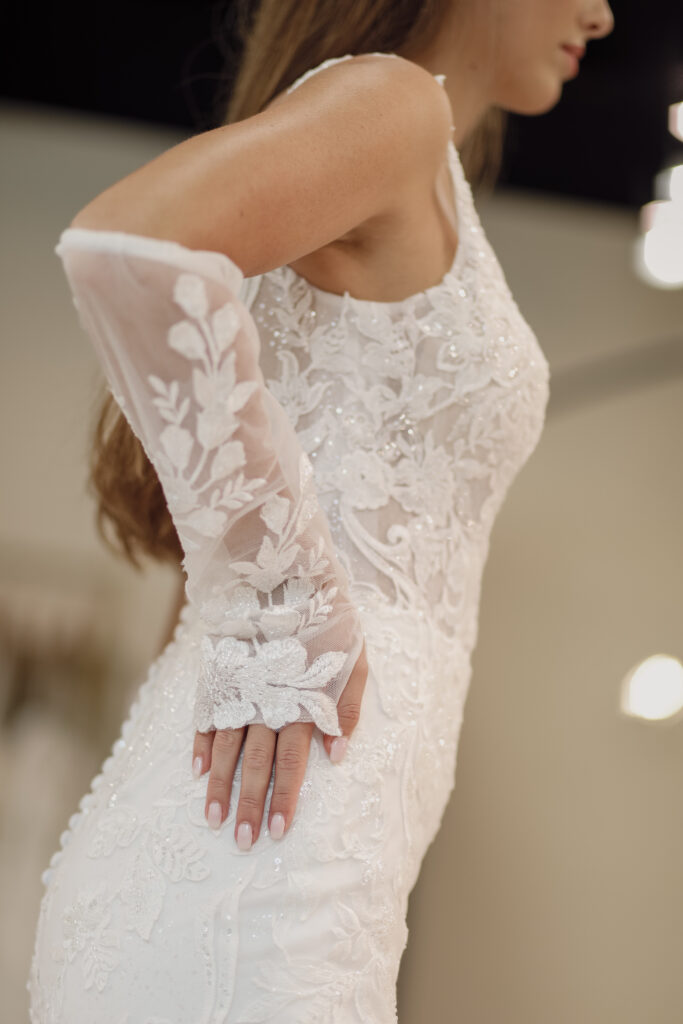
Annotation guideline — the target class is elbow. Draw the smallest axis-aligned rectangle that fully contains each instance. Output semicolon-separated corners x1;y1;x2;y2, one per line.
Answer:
69;201;119;233
68;180;153;234
69;200;130;233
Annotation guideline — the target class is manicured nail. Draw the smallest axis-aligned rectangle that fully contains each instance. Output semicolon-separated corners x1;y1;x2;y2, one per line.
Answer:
270;813;285;840
207;800;222;830
330;736;348;763
192;755;203;779
236;822;252;851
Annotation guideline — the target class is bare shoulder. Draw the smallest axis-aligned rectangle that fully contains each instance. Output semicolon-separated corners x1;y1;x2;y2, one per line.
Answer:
269;50;451;108
266;51;453;164
230;51;455;267
70;52;452;278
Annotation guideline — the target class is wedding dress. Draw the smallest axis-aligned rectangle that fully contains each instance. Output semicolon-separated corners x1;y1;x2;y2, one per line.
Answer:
27;53;550;1023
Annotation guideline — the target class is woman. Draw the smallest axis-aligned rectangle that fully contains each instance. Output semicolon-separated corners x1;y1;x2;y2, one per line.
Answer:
27;0;614;1020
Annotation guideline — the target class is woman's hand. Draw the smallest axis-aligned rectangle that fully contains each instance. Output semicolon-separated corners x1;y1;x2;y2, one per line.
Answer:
192;639;368;850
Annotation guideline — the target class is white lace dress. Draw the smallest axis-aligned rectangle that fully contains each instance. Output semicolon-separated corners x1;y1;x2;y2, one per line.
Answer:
27;54;550;1024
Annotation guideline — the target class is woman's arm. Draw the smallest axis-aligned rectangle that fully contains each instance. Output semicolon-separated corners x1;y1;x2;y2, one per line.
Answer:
56;224;365;849
58;55;451;848
69;54;452;274
57;225;362;734
65;54;453;731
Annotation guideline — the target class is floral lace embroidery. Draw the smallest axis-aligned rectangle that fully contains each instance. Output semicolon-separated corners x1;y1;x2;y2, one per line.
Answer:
28;602;467;1021
53;231;364;739
29;51;550;1022
253;208;549;651
150;270;358;735
58;883;120;992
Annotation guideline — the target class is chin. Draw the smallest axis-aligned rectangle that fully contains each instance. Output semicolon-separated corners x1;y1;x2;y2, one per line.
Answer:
497;75;564;117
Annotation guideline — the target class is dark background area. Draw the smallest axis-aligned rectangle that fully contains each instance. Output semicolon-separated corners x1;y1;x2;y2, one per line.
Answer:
3;0;682;210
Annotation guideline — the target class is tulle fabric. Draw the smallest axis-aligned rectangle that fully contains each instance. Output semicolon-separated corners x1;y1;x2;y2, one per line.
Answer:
56;228;364;736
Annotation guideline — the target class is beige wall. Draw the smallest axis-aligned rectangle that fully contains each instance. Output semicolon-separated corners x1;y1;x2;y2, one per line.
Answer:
2;99;681;1023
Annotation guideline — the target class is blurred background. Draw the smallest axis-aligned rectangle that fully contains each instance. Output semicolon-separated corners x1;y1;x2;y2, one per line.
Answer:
2;0;682;1021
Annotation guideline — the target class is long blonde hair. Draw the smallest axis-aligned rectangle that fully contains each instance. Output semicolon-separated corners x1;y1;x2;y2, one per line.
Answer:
90;0;507;571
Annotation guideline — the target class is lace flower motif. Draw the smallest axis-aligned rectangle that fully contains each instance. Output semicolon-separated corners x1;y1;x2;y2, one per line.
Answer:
197;633;347;732
147;271;355;736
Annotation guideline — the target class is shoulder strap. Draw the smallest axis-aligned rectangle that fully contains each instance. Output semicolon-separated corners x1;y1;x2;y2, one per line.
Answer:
286;52;401;95
286;53;453;132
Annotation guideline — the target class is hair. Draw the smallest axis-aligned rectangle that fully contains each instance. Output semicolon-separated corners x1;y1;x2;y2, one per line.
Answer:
90;0;508;572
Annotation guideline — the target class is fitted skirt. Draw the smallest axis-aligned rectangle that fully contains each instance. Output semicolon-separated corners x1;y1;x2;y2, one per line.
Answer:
27;592;471;1024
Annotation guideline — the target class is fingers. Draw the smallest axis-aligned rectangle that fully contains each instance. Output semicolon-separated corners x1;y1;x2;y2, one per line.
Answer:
192;728;214;781
268;721;314;840
193;722;310;849
203;726;244;832
193;672;346;850
322;638;368;762
233;724;277;851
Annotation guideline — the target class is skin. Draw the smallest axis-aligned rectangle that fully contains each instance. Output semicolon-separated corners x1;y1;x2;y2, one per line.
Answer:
85;0;615;852
191;0;615;852
156;573;367;850
399;0;616;148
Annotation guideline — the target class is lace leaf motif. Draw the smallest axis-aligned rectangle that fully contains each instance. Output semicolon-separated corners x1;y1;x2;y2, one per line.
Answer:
149;271;348;736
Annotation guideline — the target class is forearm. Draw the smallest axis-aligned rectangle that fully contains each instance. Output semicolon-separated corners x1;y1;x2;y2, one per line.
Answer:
57;227;362;736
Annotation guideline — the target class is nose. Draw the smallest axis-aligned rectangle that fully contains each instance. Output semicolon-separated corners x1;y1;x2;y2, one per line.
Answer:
581;0;615;40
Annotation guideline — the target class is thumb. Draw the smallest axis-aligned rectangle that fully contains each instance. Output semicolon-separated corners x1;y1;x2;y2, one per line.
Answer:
322;639;368;763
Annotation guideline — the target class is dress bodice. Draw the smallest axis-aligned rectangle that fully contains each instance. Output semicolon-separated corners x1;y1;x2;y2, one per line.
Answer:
53;52;550;735
239;54;551;652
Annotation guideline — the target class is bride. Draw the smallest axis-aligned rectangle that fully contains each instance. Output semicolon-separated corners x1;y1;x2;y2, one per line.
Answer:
28;0;613;1020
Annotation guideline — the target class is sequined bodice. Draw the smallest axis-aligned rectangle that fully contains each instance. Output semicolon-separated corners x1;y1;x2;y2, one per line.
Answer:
239;127;550;653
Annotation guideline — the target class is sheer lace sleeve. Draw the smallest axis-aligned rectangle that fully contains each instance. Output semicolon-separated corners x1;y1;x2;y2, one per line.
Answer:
55;227;364;737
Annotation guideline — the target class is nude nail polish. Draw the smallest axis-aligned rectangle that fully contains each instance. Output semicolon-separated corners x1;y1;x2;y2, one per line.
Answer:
192;755;203;779
330;736;348;763
207;800;222;830
270;813;285;840
236;822;253;851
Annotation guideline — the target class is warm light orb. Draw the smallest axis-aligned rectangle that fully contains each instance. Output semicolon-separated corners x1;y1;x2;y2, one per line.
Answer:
668;100;683;142
633;199;683;288
620;654;683;722
654;162;683;203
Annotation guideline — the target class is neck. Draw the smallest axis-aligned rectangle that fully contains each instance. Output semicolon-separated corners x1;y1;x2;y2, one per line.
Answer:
395;18;494;150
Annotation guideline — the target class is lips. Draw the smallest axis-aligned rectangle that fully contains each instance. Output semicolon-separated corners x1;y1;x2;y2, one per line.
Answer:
562;43;586;60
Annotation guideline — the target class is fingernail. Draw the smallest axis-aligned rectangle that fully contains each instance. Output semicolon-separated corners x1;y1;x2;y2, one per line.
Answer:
207;800;222;830
192;755;203;780
270;812;285;840
236;822;252;851
330;736;348;763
